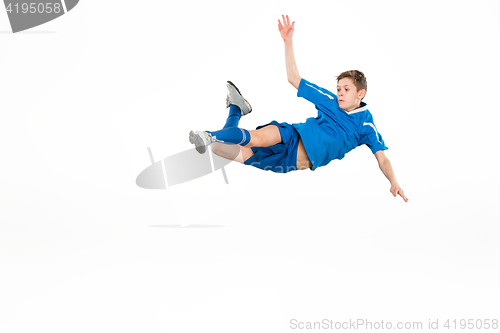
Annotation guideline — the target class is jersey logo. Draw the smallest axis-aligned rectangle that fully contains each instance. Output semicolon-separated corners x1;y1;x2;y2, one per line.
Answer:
363;122;381;143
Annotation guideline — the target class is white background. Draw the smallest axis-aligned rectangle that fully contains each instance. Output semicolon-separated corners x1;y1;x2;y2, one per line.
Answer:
1;0;499;332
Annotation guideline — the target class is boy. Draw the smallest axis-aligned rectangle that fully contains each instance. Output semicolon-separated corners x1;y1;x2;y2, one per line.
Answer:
189;15;408;202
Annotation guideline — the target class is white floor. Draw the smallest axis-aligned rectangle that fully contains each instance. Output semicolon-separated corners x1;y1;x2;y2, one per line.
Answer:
1;1;499;332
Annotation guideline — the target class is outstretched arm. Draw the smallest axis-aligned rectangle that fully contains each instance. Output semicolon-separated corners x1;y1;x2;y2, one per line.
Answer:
374;150;408;202
278;15;301;89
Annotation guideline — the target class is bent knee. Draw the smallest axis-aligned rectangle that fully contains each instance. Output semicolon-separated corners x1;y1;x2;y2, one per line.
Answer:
248;126;280;147
248;130;263;147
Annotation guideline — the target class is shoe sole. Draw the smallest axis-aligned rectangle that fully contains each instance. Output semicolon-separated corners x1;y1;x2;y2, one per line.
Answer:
227;81;252;116
189;130;207;154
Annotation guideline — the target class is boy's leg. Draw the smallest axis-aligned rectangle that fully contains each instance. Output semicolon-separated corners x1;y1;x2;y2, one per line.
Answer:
211;125;281;162
223;105;242;129
246;125;282;147
211;98;250;161
192;81;281;154
190;81;252;154
206;124;281;148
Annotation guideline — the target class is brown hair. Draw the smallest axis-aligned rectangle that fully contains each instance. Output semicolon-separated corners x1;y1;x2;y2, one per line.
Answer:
336;70;367;96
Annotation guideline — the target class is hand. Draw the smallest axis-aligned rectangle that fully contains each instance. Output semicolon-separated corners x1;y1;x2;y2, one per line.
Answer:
390;183;408;202
278;15;295;41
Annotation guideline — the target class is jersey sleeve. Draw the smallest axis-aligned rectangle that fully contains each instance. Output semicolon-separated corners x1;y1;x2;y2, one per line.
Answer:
360;113;388;154
297;78;337;104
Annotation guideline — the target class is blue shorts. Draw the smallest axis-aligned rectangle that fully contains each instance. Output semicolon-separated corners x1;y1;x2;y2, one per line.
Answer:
243;121;300;173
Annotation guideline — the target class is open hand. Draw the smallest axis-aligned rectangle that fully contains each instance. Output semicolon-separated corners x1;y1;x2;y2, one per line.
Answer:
278;15;295;41
390;183;408;202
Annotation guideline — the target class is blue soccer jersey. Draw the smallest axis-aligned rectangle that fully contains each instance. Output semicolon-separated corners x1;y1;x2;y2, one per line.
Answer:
292;78;388;170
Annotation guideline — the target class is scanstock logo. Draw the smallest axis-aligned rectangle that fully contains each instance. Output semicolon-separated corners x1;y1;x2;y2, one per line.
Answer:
3;0;79;33
136;146;237;190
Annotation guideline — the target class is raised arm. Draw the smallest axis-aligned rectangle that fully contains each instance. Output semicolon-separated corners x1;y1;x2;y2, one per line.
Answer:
374;150;408;202
278;15;301;89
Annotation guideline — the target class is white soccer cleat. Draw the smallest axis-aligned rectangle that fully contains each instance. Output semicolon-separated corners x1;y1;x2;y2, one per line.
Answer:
226;81;252;116
189;130;215;154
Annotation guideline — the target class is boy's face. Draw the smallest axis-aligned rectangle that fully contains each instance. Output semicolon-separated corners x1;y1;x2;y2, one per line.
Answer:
336;78;366;112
